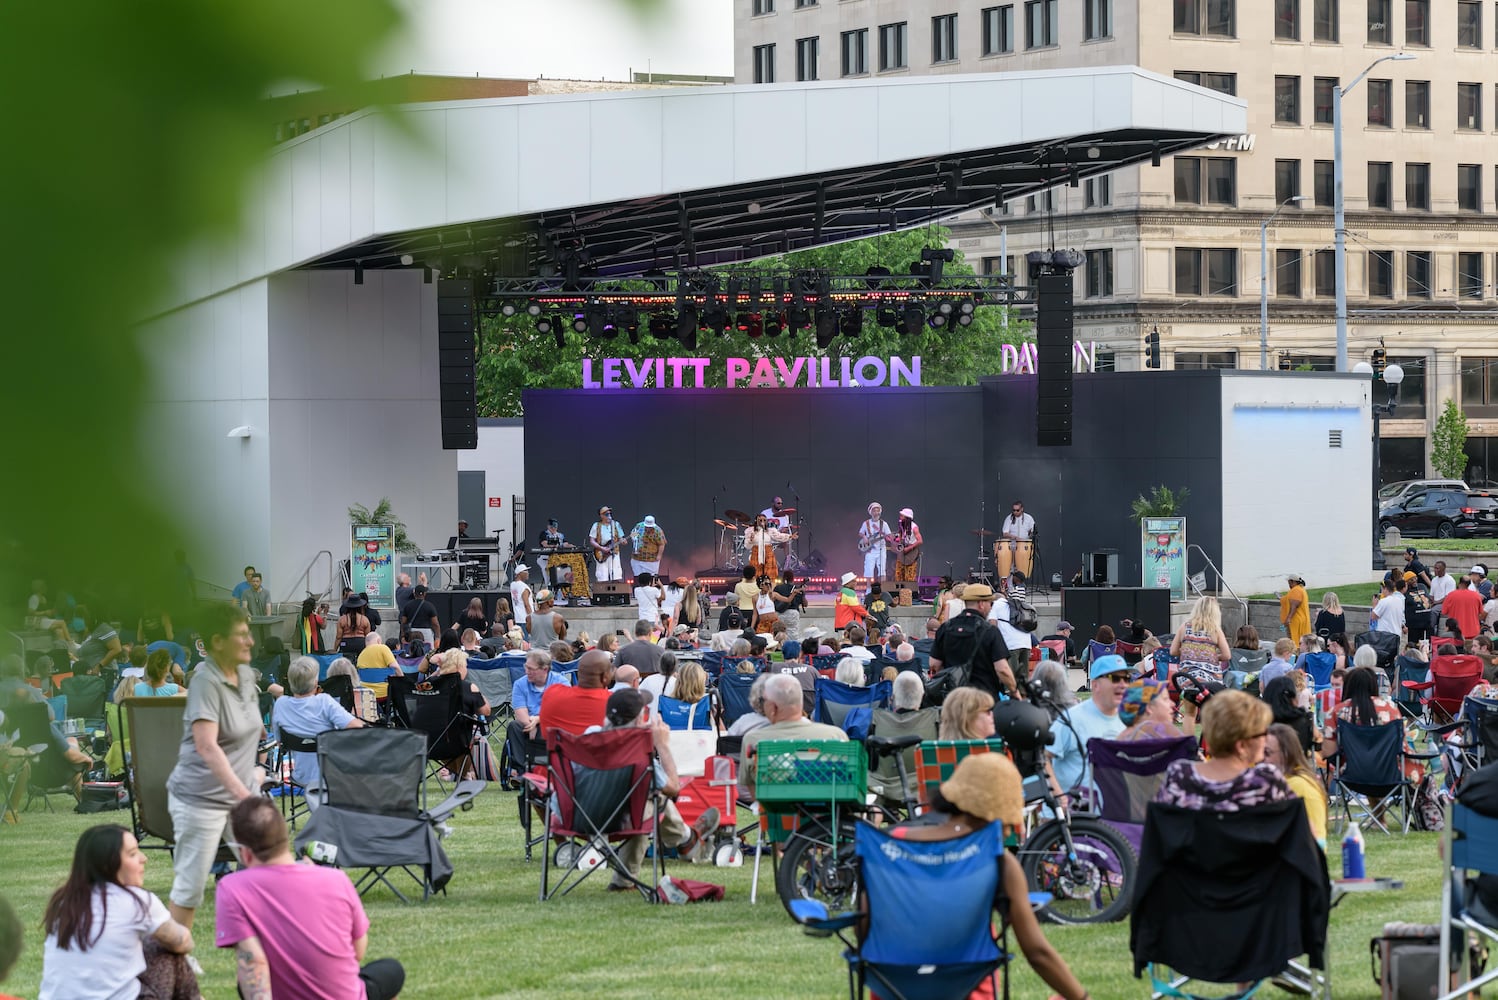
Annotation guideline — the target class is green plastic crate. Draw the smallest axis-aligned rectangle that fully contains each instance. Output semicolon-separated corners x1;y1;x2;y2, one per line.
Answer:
754;739;867;804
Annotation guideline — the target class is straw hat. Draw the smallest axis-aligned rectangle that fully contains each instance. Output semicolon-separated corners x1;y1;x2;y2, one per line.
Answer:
938;753;1024;827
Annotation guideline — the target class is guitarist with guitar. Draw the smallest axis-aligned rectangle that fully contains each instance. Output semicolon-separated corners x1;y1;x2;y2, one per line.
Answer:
894;507;923;586
588;505;627;584
858;501;895;583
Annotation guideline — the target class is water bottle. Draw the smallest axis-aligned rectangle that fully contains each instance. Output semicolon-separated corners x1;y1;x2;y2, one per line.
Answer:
1341;822;1365;879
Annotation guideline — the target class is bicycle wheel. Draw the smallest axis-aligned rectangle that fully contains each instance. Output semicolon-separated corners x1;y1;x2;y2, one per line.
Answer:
775;818;861;917
1018;817;1137;925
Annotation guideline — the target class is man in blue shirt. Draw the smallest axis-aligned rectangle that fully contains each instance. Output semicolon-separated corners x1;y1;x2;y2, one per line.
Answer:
505;649;567;782
231;565;256;606
1046;654;1129;801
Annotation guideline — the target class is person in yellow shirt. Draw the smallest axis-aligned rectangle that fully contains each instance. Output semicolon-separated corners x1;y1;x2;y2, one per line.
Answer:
1279;574;1311;644
1265;723;1326;847
355;631;396;671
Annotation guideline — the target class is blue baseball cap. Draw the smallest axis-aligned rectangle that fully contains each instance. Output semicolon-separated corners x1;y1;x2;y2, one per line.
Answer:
1089;653;1131;681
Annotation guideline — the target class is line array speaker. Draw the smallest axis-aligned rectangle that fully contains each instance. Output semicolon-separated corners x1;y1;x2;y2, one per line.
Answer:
1035;272;1074;447
438;278;477;449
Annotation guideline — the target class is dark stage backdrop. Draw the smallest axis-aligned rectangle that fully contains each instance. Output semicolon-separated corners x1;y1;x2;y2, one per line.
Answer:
522;372;1225;591
521;386;984;581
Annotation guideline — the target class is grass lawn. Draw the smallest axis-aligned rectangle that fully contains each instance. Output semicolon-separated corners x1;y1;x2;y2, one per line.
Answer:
1244;581;1382;605
0;786;1450;999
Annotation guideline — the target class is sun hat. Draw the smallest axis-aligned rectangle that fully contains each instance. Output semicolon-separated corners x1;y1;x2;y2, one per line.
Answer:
840;572;856;587
898;507;914;518
960;583;995;603
1119;677;1167;726
1089;653;1131;681
644;515;657;527
938;753;1024;827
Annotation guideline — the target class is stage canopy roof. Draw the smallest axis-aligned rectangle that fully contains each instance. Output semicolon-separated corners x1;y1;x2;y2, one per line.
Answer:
169;66;1246;305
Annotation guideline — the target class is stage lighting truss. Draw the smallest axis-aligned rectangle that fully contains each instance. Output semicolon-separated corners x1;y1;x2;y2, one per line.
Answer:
481;267;1027;346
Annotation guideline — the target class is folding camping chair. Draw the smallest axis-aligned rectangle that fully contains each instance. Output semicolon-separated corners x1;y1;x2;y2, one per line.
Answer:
789;820;1012;1000
1230;648;1269;675
1354;630;1401;683
813;678;892;741
1299;651;1336;692
121;696;229;864
319;673;356;714
293;727;483;902
713;670;757;731
1328;721;1439;835
1438;802;1498;1000
866;707;940;807
535;726;660;902
387;673;486;787
1393;653;1431;722
1087;736;1198;854
1404;654;1484;726
271;730;319;830
465;656;513;758
1131;799;1331;1000
913;740;1007;809
11;701;76;812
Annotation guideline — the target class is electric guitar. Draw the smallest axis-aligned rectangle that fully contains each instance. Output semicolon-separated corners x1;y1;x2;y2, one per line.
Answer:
591;528;623;561
858;525;896;552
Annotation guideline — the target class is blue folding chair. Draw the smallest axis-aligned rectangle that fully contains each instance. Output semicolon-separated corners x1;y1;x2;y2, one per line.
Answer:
1299;651;1336;691
1439;802;1498;999
714;671;757;730
657;694;711;731
813;678;892;741
700;649;724;678
811;654;842;675
789;819;1010;1000
466;656;513;729
1393;654;1429;719
1329;721;1438;834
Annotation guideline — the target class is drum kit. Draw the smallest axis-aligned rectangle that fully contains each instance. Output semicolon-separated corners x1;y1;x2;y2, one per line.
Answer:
713;508;807;571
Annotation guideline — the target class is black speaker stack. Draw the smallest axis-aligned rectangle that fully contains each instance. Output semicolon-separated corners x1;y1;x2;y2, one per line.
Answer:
438;278;478;450
1034;271;1074;447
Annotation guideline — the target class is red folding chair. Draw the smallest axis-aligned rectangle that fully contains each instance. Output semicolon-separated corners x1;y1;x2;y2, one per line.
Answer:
1433;636;1463;654
1403;654;1484;724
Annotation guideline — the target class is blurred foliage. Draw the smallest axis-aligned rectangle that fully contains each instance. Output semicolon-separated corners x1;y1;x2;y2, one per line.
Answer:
348;498;419;555
0;1;404;622
475;227;1034;416
1131;485;1191;520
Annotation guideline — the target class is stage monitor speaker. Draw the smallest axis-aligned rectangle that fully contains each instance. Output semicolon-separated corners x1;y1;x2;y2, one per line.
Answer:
1035;271;1074;447
1061;587;1173;653
438;278;478;450
593;580;631;606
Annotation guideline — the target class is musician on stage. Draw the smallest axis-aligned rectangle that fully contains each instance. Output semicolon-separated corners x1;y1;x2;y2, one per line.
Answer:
893;507;923;585
629;515;667;576
588;505;626;583
537;518;564;587
996;500;1036;593
745;513;791;582
859;502;894;582
761;496;792;531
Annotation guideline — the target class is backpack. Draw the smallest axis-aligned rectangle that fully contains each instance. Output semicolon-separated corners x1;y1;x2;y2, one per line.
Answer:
1007;594;1039;633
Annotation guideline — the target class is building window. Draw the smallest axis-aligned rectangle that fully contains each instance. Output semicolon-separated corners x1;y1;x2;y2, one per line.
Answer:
1315;249;1335;296
1313;76;1337;124
1275;0;1299;38
1458;0;1483;46
1367;79;1391;126
1175;0;1236;36
1462;359;1498;416
1174;70;1237;95
1313;160;1334;206
1275;159;1301;204
1369;161;1393;208
753;44;775;84
1026;191;1056;214
841;29;869;75
1026;0;1058;47
1460;252;1485;299
1460;164;1483;212
1277;250;1303;298
1406;162;1431;209
1390;355;1428;418
1086;250;1114;298
1275;75;1301;123
1314;0;1339;39
752;0;774;14
878;22;908;70
1175;352;1238;370
982;5;1014;54
1085;0;1113;38
1459;83;1483;130
1407;251;1433;298
1094;351;1117;372
1085;175;1112;207
1176;248;1237;296
1174;157;1236;205
1406;0;1430;45
1369;250;1395;296
794;0;815;6
932;14;959;62
982;255;1016;277
795;36;819;81
1406;81;1430;128
1367;0;1393;42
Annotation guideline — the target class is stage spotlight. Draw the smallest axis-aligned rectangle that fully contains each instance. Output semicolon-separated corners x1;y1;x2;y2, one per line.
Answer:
937;301;955;317
956;299;976;326
876;307;897;328
786;306;811;331
648;314;673;339
676;305;698;351
535;315;554;335
585;303;610;337
840;308;863;338
764;312;785;338
814;307;838;350
500;302;518;318
739;312;763;338
526;302;543;317
863;265;892;289
928;310;948;330
900;304;923;334
702;304;729;337
571;313;588;334
620;308;640;344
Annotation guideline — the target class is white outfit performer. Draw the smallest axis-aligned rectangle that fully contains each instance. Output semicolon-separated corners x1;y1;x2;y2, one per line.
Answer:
589;506;626;583
860;502;893;581
760;497;792;531
996;501;1037;586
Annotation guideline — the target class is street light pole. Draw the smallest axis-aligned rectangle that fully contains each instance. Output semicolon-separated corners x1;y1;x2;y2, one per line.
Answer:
1334;52;1415;373
1261;195;1308;370
1358;359;1405;569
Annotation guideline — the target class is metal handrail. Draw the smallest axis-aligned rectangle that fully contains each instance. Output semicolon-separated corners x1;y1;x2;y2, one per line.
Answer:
1186;544;1248;625
280;550;336;606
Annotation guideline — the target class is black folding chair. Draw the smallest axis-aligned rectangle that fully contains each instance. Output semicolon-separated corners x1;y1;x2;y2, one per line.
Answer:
1329;721;1438;835
387;673;484;789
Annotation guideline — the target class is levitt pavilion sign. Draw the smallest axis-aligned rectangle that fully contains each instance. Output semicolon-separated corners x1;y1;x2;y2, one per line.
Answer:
580;342;1098;390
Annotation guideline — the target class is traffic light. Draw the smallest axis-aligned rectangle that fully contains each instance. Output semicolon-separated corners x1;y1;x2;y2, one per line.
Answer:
1371;347;1387;380
1144;326;1161;369
1278;353;1292;371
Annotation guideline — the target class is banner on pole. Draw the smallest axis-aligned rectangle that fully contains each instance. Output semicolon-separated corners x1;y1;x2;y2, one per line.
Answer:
351;524;397;610
1141;517;1187;600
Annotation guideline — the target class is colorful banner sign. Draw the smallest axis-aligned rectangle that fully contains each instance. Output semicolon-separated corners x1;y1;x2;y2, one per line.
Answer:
351;523;397;610
1140;517;1187;599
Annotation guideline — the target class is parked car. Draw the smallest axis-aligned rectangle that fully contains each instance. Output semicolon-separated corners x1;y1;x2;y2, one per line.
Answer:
1379;488;1498;539
1378;478;1469;511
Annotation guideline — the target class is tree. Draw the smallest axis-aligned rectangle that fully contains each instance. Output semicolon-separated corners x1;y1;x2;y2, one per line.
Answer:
1431;397;1470;480
1131;485;1190;520
348;498;418;555
475;227;1033;416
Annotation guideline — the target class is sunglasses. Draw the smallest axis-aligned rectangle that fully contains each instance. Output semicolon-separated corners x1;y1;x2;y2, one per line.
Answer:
1104;673;1131;684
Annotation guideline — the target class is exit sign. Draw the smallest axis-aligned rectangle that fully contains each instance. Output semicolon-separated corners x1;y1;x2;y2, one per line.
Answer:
488;497;502;508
